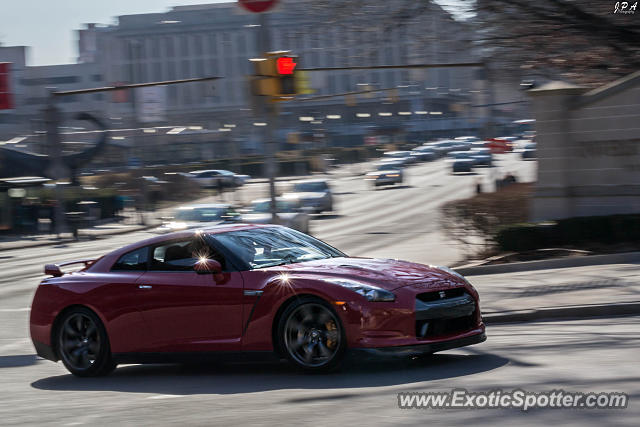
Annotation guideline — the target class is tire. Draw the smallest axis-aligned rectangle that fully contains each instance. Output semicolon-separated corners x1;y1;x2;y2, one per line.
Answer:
277;296;346;372
56;307;116;377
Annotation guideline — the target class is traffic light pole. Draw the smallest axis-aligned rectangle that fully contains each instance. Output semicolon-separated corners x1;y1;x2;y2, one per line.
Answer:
44;93;67;238
256;12;278;223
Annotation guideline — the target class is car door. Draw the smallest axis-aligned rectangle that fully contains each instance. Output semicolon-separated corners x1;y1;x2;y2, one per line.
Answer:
135;236;244;352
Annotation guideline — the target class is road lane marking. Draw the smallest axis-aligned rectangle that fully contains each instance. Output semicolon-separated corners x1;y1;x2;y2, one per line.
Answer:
0;308;30;312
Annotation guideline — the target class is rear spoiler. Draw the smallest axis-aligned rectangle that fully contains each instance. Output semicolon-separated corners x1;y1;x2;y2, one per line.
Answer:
44;259;96;277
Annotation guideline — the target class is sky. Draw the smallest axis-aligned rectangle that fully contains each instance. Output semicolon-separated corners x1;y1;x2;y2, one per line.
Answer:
1;0;466;66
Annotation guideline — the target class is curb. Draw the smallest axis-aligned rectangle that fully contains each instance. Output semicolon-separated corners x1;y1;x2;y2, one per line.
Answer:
0;223;158;252
482;301;640;324
455;251;640;276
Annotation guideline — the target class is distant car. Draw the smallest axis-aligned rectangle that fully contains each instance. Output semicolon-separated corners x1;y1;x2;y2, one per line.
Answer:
433;140;458;154
365;163;404;187
410;146;437;161
469;148;493;167
186;170;247;188
448;152;475;173
154;204;241;233
242;198;310;233
282;179;333;213
521;142;537;159
382;151;415;165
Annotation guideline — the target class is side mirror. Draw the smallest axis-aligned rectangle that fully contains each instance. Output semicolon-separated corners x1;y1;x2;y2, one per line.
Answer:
194;258;222;275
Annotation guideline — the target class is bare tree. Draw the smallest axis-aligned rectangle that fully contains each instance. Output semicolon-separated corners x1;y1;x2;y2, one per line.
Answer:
476;0;640;86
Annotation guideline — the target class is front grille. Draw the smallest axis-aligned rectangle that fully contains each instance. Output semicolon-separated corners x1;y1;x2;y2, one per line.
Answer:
415;287;476;339
416;287;465;302
416;313;476;339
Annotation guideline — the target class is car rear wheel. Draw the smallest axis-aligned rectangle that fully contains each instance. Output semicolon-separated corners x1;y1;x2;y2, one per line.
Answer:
278;297;346;372
56;307;116;377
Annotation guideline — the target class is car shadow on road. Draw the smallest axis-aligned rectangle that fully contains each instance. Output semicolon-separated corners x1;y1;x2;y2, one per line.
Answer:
0;354;39;368
31;351;508;396
312;214;343;220
375;185;413;191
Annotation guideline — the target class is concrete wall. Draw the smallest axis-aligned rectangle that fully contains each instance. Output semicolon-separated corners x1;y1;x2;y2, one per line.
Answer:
530;72;640;221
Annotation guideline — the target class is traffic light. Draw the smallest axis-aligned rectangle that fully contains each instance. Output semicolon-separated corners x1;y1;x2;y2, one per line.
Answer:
250;52;299;99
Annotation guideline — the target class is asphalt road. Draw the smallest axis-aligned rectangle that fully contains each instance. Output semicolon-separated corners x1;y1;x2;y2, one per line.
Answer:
0;152;568;426
1;317;637;425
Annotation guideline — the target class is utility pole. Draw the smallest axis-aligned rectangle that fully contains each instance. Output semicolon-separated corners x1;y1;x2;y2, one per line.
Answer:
256;12;279;224
44;92;67;238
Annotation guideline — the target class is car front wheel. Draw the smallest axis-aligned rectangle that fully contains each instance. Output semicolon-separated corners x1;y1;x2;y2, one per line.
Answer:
278;297;346;372
56;307;116;377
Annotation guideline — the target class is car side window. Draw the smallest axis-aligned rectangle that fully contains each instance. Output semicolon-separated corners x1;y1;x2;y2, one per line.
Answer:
150;238;226;271
112;247;149;271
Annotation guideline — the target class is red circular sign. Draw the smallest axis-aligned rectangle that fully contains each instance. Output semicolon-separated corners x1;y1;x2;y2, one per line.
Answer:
238;0;278;13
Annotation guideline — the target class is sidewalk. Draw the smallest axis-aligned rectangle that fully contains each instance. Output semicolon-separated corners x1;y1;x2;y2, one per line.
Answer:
471;262;640;323
0;217;161;252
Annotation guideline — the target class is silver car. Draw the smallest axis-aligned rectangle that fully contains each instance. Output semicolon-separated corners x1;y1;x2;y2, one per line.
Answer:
282;179;333;213
241;198;311;233
154;204;241;233
365;163;404;187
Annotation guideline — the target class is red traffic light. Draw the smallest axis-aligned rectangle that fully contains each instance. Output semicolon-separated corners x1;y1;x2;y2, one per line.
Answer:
277;57;296;75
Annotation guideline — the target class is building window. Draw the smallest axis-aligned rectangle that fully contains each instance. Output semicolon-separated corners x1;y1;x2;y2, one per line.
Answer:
152;37;161;58
182;60;191;78
208;33;217;55
181;35;189;57
196;59;204;77
195;34;204;56
165;37;175;57
167;62;176;80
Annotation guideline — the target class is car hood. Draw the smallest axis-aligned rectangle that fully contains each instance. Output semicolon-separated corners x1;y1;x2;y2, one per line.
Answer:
263;257;464;291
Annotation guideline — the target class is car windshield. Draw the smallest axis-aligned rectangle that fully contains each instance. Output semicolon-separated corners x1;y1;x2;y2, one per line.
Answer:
385;151;410;158
472;148;491;154
213;227;345;269
377;164;399;171
251;200;298;213
174;207;224;222
293;181;328;192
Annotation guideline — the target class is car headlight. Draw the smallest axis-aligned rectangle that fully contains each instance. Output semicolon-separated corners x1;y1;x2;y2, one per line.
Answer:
323;279;396;302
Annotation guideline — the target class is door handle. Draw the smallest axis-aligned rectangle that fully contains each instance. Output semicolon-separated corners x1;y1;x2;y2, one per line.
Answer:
138;285;153;289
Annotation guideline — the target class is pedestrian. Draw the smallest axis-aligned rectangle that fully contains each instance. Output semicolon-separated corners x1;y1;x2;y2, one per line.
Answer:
475;179;483;194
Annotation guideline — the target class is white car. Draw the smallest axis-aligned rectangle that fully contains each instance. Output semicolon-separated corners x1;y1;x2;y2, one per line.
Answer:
154;204;241;233
241;198;310;233
185;170;248;188
282;179;333;213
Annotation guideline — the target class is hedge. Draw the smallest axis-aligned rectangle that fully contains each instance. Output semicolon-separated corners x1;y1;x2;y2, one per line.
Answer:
495;214;640;252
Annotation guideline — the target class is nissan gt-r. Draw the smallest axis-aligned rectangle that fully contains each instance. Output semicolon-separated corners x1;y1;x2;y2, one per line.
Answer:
30;224;485;376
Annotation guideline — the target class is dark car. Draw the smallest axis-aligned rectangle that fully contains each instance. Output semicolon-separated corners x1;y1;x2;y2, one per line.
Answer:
521;143;537;159
449;151;475;173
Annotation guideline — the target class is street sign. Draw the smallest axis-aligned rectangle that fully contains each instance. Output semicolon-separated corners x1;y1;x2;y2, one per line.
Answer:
238;0;278;13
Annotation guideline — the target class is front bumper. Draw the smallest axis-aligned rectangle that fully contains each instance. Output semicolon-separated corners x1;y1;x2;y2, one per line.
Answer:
353;330;486;357
33;339;58;362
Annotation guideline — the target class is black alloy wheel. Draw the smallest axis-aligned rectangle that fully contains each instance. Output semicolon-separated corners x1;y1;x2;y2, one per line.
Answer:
57;307;116;377
279;297;346;372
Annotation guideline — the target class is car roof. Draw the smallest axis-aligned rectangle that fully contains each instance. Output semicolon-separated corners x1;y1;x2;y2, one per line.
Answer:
176;203;232;210
293;179;328;184
88;223;273;273
189;169;233;174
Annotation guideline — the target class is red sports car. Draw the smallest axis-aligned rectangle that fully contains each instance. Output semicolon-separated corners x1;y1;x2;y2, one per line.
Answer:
30;224;486;376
